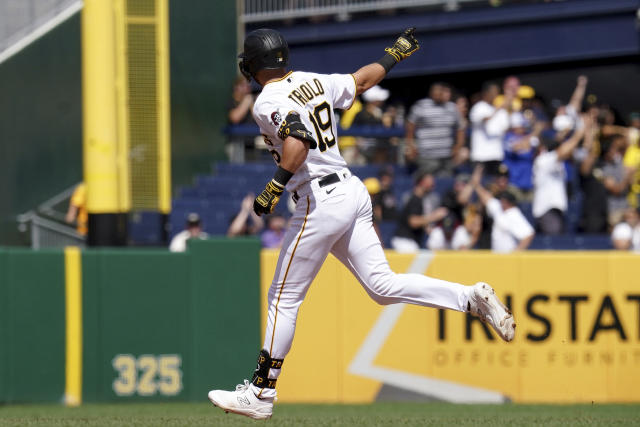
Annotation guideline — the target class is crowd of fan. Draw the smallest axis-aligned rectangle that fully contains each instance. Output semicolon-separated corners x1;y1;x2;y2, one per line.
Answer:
221;74;640;252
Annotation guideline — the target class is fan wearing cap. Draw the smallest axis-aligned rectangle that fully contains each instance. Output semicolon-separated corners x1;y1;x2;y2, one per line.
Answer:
351;85;392;163
474;174;534;253
169;213;209;252
611;206;640;251
551;75;588;139
502;112;543;199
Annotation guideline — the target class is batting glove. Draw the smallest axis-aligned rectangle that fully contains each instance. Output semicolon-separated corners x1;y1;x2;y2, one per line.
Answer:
385;27;420;62
254;180;284;216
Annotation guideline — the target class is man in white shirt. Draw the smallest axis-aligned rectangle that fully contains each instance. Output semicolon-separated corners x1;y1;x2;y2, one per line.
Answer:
532;125;585;235
469;82;513;176
475;183;534;253
169;213;209;252
611;207;640;251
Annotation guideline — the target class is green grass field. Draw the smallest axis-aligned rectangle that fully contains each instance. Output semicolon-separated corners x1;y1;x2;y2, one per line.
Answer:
1;402;639;426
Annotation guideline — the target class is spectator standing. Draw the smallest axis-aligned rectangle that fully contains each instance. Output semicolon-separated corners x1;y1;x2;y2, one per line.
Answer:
503;112;543;199
493;76;522;112
169;213;209;252
352;85;392;164
66;183;88;236
575;114;609;233
392;172;447;252
440;168;479;224
611;207;640;250
227;77;256;163
227;194;265;237
371;168;398;221
552;76;588;137
261;214;287;248
624;112;640;207
601;135;635;226
405;82;466;175
532;125;585;235
470;82;512;175
455;95;470;133
475;182;535;253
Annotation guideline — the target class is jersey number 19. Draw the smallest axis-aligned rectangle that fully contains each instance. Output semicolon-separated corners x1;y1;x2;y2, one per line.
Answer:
308;101;336;152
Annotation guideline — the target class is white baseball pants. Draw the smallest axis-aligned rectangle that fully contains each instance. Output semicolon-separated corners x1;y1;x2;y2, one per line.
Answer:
252;172;471;398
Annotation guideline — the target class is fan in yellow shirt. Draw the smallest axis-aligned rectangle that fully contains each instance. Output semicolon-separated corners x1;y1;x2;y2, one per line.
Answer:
624;123;640;208
65;183;88;235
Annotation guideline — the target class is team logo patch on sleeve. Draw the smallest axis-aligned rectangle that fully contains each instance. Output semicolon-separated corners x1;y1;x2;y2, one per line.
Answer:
271;111;282;126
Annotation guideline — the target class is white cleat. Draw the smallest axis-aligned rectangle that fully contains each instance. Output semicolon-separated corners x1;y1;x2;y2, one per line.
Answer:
468;282;516;342
207;379;273;420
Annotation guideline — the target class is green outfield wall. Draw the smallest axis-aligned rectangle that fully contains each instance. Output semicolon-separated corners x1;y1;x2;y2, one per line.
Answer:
4;247;640;404
0;249;66;403
0;1;237;245
0;239;260;404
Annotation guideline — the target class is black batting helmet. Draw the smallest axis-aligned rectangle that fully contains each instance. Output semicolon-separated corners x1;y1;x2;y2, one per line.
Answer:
238;29;289;81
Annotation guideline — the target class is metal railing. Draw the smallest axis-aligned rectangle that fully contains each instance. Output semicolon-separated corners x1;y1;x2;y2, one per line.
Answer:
240;0;475;22
17;213;85;249
16;184;86;249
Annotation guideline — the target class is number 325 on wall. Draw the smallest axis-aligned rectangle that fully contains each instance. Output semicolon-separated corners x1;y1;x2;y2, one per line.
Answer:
112;354;182;396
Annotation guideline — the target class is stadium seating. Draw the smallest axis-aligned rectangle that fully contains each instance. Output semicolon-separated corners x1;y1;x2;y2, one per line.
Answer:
158;161;610;250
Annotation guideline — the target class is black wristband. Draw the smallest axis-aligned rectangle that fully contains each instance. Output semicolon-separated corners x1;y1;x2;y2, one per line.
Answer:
273;166;294;187
376;53;397;74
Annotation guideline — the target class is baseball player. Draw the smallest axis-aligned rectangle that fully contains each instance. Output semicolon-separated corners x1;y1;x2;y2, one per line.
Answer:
208;27;516;420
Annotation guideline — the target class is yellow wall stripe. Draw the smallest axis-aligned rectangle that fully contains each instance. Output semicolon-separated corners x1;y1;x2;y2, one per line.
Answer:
64;247;83;406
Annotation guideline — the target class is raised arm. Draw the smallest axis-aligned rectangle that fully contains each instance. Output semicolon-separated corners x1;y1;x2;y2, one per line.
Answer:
405;120;417;161
352;28;419;95
579;114;598;176
458;165;484;205
469;164;494;206
474;183;494;207
556;125;585;161
228;194;255;237
568;75;588;112
228;94;253;124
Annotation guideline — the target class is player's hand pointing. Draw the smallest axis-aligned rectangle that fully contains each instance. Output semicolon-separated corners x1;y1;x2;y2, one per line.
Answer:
385;27;420;62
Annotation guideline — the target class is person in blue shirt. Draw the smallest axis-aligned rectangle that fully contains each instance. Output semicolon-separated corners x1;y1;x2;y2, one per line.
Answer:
503;112;544;199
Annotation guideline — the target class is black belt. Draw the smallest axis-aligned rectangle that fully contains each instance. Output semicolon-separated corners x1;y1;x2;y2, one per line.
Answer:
318;172;341;188
293;172;346;203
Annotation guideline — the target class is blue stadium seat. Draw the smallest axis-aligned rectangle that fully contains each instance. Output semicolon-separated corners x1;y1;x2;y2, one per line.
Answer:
529;234;611;250
161;162;605;250
129;211;165;245
378;221;397;248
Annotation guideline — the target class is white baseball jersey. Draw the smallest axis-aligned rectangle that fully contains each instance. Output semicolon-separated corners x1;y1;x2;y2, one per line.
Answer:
252;71;354;191
249;70;473;399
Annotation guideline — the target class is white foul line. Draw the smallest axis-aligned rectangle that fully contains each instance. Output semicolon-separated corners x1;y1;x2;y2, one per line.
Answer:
0;1;84;65
348;251;506;403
